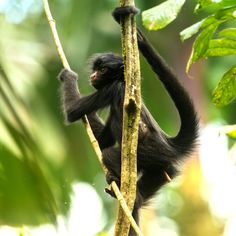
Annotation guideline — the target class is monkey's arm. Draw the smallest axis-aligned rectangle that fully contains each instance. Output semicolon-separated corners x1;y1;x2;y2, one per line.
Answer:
65;86;115;122
113;7;198;152
59;69;112;121
59;69;115;148
59;69;80;114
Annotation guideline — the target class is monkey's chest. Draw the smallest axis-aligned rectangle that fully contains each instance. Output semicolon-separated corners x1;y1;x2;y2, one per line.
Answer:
109;108;123;143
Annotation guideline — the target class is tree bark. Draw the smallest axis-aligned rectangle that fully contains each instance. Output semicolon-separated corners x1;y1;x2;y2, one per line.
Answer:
114;0;142;235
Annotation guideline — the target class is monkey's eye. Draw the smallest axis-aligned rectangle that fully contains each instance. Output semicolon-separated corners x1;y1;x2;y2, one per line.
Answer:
100;67;108;74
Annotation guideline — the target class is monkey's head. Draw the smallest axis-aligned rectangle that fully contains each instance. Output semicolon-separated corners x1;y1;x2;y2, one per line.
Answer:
90;53;124;89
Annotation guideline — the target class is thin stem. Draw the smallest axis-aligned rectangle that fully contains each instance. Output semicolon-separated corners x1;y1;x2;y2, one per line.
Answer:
42;0;70;70
112;182;144;236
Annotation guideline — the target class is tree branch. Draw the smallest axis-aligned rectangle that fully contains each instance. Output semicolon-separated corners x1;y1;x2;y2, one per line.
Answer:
42;1;143;235
114;0;142;235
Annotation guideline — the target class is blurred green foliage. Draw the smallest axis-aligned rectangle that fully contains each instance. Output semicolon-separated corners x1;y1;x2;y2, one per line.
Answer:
0;0;235;235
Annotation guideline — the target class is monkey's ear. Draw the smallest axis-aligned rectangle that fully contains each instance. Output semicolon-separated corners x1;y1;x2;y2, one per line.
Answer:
58;69;78;82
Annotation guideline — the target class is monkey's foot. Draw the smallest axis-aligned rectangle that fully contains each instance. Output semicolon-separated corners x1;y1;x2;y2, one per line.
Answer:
105;172;120;199
104;187;116;198
112;6;140;23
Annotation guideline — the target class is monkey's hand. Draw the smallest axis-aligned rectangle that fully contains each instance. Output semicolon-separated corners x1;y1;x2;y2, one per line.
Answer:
58;68;78;82
112;6;140;24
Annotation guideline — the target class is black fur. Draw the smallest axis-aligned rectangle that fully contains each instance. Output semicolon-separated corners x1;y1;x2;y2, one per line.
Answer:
58;6;198;236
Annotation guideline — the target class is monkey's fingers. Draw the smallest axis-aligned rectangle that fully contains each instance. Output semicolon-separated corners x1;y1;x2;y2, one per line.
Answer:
105;186;117;199
58;68;78;82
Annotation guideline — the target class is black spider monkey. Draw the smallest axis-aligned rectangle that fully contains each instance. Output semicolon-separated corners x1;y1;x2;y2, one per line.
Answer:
58;6;198;236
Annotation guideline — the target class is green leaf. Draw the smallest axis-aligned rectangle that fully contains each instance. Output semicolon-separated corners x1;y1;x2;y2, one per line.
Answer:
218;28;236;40
142;0;186;30
205;38;236;56
220;124;236;138
181;6;236;41
195;0;236;13
195;0;215;10
186;22;219;72
215;6;236;20
212;65;236;106
180;16;217;41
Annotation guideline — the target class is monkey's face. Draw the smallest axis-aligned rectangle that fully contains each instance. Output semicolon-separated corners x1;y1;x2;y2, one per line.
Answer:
90;53;124;89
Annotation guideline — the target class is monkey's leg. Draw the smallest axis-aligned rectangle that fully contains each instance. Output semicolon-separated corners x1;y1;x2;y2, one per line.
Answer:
102;147;121;183
137;169;168;203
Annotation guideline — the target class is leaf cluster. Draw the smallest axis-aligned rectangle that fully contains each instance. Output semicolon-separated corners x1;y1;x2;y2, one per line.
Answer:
141;0;236;141
181;1;236;108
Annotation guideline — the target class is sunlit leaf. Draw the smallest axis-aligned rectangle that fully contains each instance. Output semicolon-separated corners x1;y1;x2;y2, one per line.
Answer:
186;22;219;72
180;21;203;41
220;124;236;138
205;38;236;56
142;0;186;30
218;28;236;40
212;65;236;106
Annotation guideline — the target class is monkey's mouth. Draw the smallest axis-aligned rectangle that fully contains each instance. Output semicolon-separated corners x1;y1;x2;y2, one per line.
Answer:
90;71;97;84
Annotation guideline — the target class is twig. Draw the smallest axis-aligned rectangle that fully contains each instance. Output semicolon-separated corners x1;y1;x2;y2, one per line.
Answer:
42;1;143;235
112;182;144;236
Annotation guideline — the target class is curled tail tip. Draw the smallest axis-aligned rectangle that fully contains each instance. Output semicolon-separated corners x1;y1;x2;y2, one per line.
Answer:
171;113;199;156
